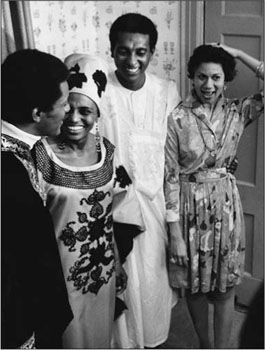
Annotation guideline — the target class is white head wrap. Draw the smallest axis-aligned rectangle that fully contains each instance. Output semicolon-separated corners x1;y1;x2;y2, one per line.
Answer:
64;54;108;109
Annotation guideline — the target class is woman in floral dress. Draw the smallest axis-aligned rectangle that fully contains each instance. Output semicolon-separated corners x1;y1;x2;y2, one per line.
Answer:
164;43;264;348
33;54;128;348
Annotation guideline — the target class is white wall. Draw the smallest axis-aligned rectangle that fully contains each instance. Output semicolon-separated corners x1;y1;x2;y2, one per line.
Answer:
29;1;181;87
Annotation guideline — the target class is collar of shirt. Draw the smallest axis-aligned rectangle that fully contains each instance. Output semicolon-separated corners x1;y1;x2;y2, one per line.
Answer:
1;120;41;149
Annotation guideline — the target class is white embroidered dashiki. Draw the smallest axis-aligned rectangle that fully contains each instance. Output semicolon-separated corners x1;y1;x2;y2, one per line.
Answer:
100;71;181;348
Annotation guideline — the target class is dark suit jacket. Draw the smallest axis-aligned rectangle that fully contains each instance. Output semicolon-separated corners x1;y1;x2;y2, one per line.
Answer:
2;151;73;348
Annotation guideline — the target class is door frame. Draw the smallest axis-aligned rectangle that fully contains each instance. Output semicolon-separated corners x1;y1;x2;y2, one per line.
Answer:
179;1;204;98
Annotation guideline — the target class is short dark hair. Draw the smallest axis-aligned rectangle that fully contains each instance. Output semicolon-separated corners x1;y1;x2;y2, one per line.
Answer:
187;45;237;82
109;13;158;54
2;49;69;124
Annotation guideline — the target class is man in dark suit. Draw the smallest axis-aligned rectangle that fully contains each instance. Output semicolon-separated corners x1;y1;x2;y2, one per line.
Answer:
1;49;73;348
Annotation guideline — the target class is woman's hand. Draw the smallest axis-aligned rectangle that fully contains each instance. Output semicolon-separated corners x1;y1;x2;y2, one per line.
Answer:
115;262;128;295
207;42;240;58
207;42;263;79
113;239;127;294
168;221;188;267
170;236;188;267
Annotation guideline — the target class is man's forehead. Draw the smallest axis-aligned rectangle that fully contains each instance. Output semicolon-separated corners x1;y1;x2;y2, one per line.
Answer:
117;31;150;39
116;32;150;45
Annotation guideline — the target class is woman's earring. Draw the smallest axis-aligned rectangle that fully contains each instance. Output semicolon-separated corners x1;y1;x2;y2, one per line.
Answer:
224;85;227;91
95;118;101;153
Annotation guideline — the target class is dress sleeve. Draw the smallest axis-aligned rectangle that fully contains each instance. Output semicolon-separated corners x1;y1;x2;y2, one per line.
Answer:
112;151;132;195
164;111;181;223
239;90;264;127
112;154;144;265
112;151;145;231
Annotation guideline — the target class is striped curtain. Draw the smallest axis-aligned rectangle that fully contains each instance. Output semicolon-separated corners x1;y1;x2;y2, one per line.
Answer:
2;1;35;62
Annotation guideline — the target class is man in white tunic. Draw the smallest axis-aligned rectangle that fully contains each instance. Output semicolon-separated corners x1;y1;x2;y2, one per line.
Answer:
100;13;181;348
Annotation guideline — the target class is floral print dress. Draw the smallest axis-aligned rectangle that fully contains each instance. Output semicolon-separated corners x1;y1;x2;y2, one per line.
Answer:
165;90;264;294
33;136;130;349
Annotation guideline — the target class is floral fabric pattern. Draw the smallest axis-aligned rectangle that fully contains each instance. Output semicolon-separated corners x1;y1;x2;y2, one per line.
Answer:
164;90;264;293
59;188;114;295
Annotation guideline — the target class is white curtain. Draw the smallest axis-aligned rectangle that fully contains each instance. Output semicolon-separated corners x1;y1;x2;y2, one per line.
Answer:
2;1;35;62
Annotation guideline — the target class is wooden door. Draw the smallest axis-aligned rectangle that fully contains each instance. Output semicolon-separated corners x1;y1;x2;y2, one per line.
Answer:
205;0;264;306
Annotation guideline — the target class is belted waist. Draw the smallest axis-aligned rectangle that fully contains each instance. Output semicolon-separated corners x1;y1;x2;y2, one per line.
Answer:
179;168;227;183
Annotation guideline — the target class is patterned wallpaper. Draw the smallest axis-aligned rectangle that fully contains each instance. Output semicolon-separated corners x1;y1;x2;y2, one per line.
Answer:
29;1;181;86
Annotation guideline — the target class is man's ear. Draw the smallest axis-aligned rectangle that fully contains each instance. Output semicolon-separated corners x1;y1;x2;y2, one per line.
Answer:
150;47;155;57
32;108;43;123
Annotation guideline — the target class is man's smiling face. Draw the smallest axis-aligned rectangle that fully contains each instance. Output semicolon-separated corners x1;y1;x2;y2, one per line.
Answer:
112;31;154;90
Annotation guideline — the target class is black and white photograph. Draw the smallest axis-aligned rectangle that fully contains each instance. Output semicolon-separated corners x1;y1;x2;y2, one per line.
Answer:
2;1;264;349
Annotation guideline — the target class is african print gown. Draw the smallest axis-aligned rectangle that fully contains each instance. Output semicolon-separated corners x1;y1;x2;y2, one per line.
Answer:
33;136;130;349
165;90;264;294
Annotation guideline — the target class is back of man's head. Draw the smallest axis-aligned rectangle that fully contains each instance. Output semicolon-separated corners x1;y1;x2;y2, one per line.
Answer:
2;49;69;125
109;13;158;54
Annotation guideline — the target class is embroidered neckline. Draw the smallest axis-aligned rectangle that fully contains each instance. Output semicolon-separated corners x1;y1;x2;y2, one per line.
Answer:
34;137;115;190
1;134;31;158
1;134;47;204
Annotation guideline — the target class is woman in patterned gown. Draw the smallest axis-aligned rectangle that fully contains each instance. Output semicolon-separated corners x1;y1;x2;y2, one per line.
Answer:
32;54;128;349
164;44;264;348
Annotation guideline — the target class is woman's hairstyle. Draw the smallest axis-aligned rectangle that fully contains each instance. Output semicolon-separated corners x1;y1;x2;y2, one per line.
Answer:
187;45;237;82
109;13;158;54
2;49;69;124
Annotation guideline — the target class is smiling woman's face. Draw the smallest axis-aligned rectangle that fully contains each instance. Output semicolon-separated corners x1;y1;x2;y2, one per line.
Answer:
61;92;98;143
193;62;225;106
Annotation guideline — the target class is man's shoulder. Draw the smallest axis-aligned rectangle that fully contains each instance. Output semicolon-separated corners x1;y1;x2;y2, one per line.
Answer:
2;151;26;173
146;72;176;87
2;152;34;192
